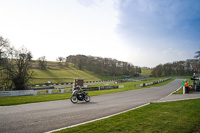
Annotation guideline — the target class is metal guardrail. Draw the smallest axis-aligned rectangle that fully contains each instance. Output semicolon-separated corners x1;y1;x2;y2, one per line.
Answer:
0;85;125;97
140;78;171;87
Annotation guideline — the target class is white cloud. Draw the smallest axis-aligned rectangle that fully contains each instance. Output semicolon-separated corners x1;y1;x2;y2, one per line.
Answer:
113;0;200;67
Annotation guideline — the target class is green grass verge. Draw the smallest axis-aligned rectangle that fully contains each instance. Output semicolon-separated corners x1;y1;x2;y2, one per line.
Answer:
0;93;72;106
0;77;174;106
173;86;183;94
55;99;200;133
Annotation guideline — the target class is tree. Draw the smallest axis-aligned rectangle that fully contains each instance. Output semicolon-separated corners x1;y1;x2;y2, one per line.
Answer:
76;55;87;70
64;57;69;67
38;56;47;70
195;50;200;60
151;64;163;77
0;36;12;67
0;36;13;89
0;36;33;90
5;47;33;90
56;57;65;68
194;50;200;73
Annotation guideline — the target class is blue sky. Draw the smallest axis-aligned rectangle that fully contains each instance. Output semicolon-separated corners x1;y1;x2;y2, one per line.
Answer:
115;0;200;67
0;0;199;67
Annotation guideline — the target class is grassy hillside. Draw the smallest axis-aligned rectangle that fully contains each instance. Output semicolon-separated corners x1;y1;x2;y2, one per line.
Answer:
30;67;101;84
29;61;126;85
29;61;100;84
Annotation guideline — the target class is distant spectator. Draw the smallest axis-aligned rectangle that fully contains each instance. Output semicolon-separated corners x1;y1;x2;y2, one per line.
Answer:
184;81;189;93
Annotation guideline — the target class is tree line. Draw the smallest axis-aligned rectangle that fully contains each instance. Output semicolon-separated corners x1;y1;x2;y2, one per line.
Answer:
1;35;199;90
66;55;141;76
0;36;141;90
151;56;200;77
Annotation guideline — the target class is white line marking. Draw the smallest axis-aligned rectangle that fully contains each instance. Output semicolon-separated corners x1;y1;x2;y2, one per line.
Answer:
157;84;183;102
169;79;186;96
45;103;150;133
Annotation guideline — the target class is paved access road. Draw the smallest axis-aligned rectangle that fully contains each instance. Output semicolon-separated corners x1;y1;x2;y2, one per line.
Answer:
0;79;183;133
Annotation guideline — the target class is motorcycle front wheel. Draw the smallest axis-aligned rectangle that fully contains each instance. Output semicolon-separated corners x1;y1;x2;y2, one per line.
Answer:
84;95;90;102
71;96;78;104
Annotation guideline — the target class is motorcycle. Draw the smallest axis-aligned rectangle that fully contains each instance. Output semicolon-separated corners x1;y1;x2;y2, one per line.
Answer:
70;89;90;104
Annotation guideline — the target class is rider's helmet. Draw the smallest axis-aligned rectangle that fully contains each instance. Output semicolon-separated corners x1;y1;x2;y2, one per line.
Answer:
76;85;80;90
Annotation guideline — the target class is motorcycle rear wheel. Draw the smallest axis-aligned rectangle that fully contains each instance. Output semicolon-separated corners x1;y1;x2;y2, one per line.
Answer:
84;95;90;102
71;96;78;103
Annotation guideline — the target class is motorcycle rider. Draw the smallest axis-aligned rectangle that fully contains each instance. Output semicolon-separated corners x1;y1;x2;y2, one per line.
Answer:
75;85;84;94
71;85;90;103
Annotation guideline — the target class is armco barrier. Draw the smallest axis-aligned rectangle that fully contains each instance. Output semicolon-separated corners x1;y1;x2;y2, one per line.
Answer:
0;89;65;97
140;78;171;87
30;79;123;88
0;90;37;97
100;86;118;90
81;85;125;91
119;85;124;88
82;87;99;91
0;85;125;97
0;79;123;91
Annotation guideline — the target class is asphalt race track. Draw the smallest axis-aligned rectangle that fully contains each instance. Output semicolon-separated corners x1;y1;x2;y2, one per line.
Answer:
0;79;183;133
